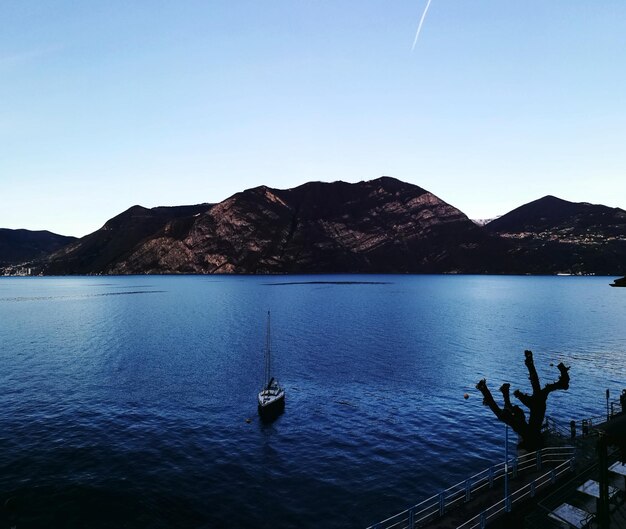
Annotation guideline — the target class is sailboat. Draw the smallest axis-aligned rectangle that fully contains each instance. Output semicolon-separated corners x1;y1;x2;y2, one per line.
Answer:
257;311;285;416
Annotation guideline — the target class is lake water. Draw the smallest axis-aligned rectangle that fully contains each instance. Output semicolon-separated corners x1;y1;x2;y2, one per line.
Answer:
0;275;625;528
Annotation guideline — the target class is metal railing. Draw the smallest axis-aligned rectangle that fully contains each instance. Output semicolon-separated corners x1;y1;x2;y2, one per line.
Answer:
366;446;575;529
608;397;625;419
543;416;575;438
544;399;625;442
457;457;575;529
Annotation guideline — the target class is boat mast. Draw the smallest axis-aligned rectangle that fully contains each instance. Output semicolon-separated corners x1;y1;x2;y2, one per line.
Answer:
264;310;271;388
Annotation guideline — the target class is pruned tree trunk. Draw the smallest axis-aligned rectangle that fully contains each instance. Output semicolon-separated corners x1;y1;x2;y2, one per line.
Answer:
476;350;570;450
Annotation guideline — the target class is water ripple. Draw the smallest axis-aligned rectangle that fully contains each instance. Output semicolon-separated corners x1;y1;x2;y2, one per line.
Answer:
0;291;165;302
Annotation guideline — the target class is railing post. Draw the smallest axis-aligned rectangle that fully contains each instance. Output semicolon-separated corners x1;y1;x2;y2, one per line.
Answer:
438;492;445;517
408;507;415;529
480;511;487;529
550;469;557;484
465;479;471;502
569;458;575;472
582;419;588;436
530;480;536;498
536;451;542;471
489;466;494;489
570;420;576;440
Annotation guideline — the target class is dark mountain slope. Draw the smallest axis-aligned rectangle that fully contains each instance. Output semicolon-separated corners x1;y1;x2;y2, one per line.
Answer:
42;204;212;275
486;196;626;274
0;229;76;266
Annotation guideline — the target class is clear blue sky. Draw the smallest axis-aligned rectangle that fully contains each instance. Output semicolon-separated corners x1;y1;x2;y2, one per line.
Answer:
2;1;625;237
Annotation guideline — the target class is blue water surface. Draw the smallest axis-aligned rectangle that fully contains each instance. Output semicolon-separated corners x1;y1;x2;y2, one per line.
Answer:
0;275;624;528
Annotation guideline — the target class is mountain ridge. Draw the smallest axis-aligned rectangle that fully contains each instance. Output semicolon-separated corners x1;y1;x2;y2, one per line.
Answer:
35;177;512;275
2;177;625;276
100;177;509;275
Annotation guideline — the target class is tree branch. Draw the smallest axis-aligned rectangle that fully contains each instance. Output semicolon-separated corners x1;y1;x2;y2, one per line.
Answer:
501;383;527;426
500;383;513;410
476;379;525;430
477;379;505;422
524;350;541;394
514;388;534;409
543;362;570;395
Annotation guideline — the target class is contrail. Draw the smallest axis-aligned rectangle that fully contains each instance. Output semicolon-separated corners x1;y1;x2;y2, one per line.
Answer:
411;0;433;52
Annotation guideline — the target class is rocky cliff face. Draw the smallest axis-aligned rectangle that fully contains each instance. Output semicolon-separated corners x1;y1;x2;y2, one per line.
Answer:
486;195;626;274
40;177;509;275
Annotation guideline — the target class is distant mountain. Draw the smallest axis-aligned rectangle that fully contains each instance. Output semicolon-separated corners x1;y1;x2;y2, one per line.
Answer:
472;217;499;227
486;195;626;275
38;177;511;275
0;229;76;266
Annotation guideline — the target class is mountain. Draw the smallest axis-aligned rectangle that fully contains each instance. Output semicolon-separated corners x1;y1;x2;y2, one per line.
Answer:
0;229;76;266
38;177;510;275
10;181;625;276
42;204;213;275
485;195;626;274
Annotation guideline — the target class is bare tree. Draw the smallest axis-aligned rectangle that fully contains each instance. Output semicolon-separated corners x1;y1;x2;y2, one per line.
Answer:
476;350;570;450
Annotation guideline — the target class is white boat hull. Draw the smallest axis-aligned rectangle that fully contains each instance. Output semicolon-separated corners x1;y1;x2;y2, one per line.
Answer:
257;388;285;411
